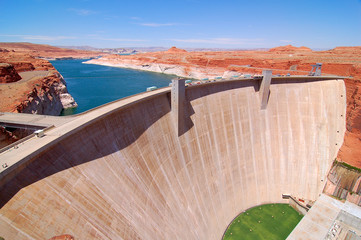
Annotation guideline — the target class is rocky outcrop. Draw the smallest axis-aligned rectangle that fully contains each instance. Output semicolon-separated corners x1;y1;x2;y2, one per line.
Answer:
0;42;105;59
85;58;217;79
268;45;312;53
0;49;77;115
166;46;188;53
11;62;36;72
85;46;361;79
0;63;21;83
328;46;361;54
14;72;77;115
337;78;361;168
85;46;223;79
56;72;78;109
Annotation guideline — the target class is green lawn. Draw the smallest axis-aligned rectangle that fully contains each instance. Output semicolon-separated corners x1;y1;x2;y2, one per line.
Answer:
223;204;303;240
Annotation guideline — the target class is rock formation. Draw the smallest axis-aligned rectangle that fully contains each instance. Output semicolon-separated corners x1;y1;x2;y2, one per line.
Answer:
337;78;361;168
0;63;21;83
0;48;77;115
269;45;312;53
13;72;78;115
0;42;105;59
166;46;188;53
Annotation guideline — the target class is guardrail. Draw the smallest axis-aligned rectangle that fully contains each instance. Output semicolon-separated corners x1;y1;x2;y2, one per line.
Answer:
0;125;54;154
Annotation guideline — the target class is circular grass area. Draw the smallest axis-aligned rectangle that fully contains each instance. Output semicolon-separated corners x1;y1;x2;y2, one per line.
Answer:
223;204;303;240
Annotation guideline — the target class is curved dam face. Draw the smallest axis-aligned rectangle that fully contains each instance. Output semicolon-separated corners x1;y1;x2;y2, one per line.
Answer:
0;78;345;239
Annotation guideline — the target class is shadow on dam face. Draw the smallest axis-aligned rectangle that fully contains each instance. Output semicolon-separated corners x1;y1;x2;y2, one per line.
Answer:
0;80;258;207
0;78;346;239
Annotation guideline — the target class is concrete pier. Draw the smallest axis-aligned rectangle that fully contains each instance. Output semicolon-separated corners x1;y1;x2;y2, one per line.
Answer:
171;78;185;136
260;70;272;109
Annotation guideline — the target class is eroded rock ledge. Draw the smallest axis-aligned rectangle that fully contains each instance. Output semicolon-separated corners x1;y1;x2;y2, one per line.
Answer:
0;63;21;83
14;71;78;115
0;49;77;115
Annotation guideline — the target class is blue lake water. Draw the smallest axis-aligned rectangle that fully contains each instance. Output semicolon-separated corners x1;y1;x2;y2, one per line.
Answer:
50;59;176;115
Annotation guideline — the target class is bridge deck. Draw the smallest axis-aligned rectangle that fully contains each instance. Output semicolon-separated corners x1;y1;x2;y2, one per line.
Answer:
0;112;74;128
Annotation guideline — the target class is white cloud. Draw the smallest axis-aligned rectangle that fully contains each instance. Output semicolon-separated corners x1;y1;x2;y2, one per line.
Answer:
68;8;97;16
0;34;77;41
280;40;292;43
170;38;264;45
139;22;177;27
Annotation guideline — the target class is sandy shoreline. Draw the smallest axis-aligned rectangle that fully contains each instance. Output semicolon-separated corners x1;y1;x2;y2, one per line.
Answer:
84;58;237;80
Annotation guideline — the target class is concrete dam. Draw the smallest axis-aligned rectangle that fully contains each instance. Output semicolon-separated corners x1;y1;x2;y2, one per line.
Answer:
0;76;346;239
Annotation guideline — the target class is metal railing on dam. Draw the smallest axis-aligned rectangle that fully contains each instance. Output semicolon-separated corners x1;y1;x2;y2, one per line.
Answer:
0;75;346;239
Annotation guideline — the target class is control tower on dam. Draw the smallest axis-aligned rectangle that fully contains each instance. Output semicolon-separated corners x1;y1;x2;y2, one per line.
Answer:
0;75;346;239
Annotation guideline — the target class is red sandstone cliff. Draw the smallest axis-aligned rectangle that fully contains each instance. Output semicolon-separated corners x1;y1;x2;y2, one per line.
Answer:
0;48;77;114
0;63;21;83
86;45;361;168
166;46;188;53
337;78;361;167
269;45;312;53
87;45;361;79
0;42;104;116
0;42;104;59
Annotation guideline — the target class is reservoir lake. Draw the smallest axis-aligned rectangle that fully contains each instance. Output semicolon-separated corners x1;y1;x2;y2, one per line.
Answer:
50;59;176;115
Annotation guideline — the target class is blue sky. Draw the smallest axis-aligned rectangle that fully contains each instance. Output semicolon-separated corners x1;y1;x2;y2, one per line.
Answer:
0;0;360;49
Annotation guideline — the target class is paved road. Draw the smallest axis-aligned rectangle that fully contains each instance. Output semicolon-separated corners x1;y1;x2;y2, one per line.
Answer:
0;112;75;128
18;70;52;83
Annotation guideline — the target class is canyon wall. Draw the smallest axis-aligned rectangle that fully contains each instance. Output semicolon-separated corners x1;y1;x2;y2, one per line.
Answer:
337;78;361;168
0;42;104;59
14;72;77;115
0;41;104;116
0;49;77;115
0;63;21;83
0;77;345;239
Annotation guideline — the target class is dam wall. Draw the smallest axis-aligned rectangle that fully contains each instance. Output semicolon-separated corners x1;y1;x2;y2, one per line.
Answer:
0;78;346;239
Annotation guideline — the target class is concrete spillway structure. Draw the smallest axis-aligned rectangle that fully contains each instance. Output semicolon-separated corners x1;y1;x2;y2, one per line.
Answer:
0;76;346;239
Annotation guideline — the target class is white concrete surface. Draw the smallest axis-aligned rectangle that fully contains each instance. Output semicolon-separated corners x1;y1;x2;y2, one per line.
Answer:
0;77;346;239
